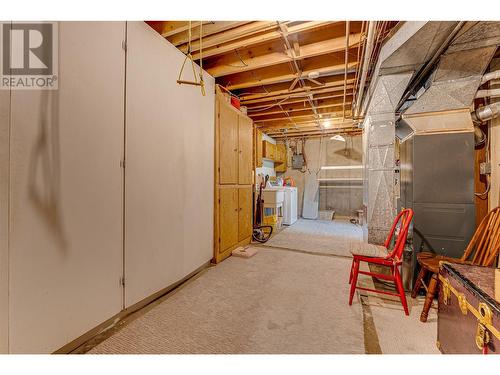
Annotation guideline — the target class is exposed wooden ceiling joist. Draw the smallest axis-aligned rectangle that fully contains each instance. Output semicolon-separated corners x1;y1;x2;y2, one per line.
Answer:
148;20;398;138
153;21;213;38
206;33;361;77
256;116;357;129
188;21;338;60
239;75;356;102
249;96;353;117
241;84;355;106
271;129;362;139
223;61;358;90
177;21;284;56
254;110;353;124
167;21;251;46
247;91;353;110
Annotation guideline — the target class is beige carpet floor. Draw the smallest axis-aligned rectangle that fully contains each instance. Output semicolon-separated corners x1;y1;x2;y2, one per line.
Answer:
355;269;439;354
89;247;365;354
263;219;363;257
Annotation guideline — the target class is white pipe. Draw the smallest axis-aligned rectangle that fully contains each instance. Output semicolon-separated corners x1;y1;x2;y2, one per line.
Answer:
475;88;500;99
354;21;377;118
481;70;500;85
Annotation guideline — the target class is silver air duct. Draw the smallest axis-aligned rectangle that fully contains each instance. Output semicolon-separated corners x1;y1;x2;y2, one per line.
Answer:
472;102;500;123
361;21;461;244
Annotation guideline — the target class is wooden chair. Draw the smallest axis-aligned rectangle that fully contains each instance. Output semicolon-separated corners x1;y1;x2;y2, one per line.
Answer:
411;206;500;322
349;208;414;315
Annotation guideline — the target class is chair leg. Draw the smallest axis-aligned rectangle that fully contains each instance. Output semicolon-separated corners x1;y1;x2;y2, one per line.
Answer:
348;259;360;305
349;259;354;284
420;273;438;323
394;265;409;316
411;267;427;299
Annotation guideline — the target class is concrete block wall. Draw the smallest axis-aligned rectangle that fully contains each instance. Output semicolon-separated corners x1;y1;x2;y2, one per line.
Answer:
282;135;363;218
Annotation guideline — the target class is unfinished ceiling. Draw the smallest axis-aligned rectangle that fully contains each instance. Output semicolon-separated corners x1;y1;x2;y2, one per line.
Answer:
146;21;398;138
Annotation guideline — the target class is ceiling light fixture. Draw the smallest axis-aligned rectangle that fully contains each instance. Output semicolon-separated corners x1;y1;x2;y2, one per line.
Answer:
322;120;332;128
330;135;346;142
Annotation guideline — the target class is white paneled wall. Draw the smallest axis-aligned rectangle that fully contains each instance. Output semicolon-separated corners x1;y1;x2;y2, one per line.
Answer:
123;22;214;307
0;70;10;354
8;22;126;353
1;21;215;353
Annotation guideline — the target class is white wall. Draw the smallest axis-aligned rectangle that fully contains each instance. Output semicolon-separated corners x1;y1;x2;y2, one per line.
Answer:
123;22;214;307
0;72;10;354
2;21;215;354
7;22;126;353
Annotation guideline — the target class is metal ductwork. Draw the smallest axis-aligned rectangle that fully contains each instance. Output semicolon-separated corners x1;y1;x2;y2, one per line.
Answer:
401;21;500;135
361;21;460;244
397;22;500;289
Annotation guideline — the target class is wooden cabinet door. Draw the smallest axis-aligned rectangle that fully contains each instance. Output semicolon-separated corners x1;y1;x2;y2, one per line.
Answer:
219;102;239;184
238;187;253;242
219;188;239;254
238;114;253;185
275;143;287;172
256;129;263;168
270;143;277;161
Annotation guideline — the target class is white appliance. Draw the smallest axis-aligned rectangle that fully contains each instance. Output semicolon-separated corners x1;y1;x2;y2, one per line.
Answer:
282;187;298;225
262;187;285;205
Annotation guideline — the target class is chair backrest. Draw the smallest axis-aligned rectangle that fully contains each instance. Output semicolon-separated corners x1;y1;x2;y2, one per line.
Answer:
461;206;500;266
385;208;414;261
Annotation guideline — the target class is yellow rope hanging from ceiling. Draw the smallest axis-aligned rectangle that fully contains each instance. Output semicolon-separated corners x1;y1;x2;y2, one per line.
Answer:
176;21;206;96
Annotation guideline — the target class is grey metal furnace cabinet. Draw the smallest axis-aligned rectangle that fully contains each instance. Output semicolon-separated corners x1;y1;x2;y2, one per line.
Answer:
399;132;476;289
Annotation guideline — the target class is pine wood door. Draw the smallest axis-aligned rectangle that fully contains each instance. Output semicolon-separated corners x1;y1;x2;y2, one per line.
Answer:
238;114;253;185
219;187;239;254
219;102;239;184
238;187;253;242
256;129;263;168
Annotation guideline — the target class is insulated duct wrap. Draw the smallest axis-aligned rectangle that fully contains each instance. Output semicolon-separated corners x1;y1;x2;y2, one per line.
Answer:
403;21;500;134
362;21;459;244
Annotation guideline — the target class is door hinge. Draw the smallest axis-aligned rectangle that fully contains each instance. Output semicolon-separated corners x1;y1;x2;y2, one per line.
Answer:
120;159;126;168
122;40;127;51
119;276;125;287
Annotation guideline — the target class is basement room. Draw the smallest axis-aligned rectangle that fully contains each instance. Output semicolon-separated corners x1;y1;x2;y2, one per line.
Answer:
1;1;500;373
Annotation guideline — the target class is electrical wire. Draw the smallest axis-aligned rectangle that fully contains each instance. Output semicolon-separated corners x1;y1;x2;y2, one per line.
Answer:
247;96;291;112
226;49;249;68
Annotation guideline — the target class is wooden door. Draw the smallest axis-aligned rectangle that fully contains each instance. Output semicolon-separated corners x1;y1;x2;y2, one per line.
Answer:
219;102;239;184
238;114;253;184
219;188;239;254
238;187;253;242
275;144;287;172
256;129;263;168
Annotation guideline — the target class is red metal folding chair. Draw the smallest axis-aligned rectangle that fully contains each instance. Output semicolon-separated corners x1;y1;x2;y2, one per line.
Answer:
348;208;414;315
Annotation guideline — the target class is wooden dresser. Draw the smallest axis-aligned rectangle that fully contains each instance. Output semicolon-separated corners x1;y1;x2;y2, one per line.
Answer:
213;86;254;263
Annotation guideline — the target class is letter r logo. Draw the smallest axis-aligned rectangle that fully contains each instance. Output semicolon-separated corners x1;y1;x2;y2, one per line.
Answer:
2;23;53;75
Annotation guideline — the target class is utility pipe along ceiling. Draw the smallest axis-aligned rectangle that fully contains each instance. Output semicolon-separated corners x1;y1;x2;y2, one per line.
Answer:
146;20;398;139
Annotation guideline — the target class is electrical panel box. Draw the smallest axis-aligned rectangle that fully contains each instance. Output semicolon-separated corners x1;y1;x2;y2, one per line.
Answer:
292;154;304;169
